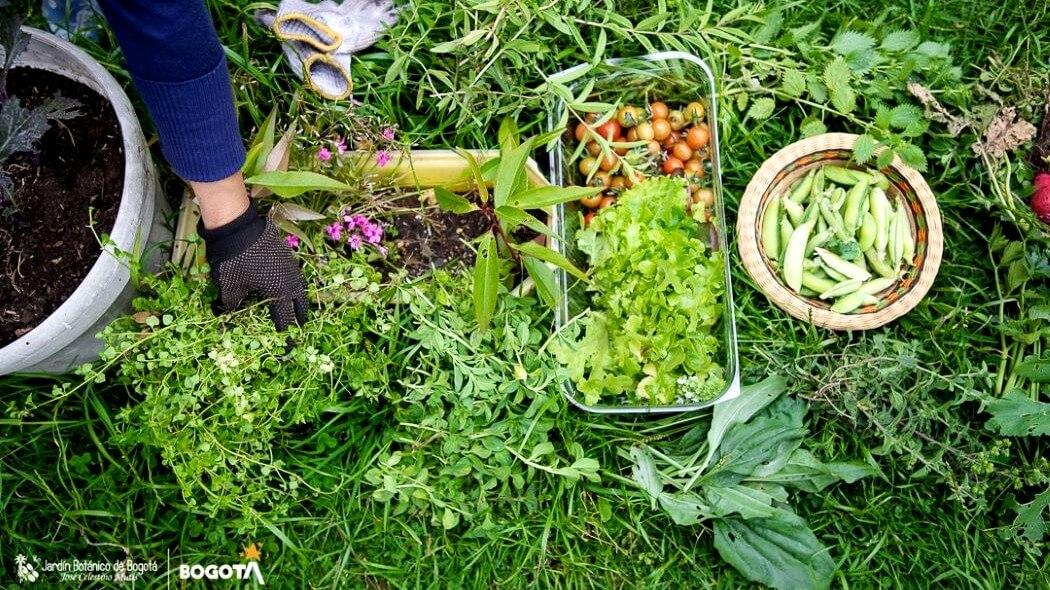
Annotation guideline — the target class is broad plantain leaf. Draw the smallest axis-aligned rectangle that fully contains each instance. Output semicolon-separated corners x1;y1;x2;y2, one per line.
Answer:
700;376;787;472
714;509;836;590
705;484;786;519
746;449;876;493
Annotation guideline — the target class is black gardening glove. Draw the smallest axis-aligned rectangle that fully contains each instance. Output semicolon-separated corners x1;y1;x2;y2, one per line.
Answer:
199;204;307;330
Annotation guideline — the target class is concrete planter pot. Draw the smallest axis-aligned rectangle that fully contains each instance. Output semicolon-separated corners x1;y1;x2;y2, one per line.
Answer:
0;27;169;375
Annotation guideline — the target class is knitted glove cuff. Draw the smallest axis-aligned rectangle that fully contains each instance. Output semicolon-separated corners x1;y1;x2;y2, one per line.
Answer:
199;204;267;264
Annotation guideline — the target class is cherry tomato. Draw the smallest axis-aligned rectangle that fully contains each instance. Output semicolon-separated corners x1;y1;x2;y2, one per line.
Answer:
686;125;710;150
684;102;706;123
610;175;627;191
626;127;638;142
662;134;679;150
692;187;715;208
595;119;621;141
625;169;646;188
617;106;643;128
634;122;655;141
585;141;602;157
646;140;662;156
662;156;685;175
652;119;672;141
649;101;669;120
590;171;612;188
668;110;686;131
684;157;704;176
580;193;603;209
578;157;597;176
598;153;619;172
583;211;595;226
574;122;590;143
599;196;617;209
672;141;694;162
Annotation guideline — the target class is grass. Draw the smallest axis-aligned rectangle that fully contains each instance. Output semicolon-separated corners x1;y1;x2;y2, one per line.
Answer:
2;0;1049;588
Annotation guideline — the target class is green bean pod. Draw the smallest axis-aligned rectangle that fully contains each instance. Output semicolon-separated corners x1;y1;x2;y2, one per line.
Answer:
815;247;872;281
831;187;848;211
779;218;794;260
830;292;880;314
790;169;816;203
761;196;781;260
818;279;863;300
782;220;816;292
824;165;861;185
870;188;891;257
858;277;897;295
805;228;833;257
818;198;849;240
887;203;900;265
809;168;826;201
843;182;871;234
864;248;897;279
820;261;851;282
802;198;821;225
898;203;914;265
801;271;838;294
858;211;877;251
870;170;891;190
782;197;805;225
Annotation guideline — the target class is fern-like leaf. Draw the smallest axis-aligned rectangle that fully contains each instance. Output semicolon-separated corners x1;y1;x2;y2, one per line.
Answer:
0;95;82;164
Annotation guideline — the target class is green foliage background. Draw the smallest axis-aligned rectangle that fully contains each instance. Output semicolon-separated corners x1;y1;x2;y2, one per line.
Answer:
1;0;1048;588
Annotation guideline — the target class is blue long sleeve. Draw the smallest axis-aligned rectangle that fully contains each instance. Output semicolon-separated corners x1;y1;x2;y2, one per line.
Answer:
95;0;245;182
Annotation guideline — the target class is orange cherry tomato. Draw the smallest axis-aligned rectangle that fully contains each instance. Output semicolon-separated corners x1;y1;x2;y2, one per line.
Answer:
684;157;704;176
598;153;619;172
609;175;627;191
580;193;603;209
672;141;694;162
646;140;662;156
684;102;706;123
668;110;687;131
692;187;715;208
583;211;595;226
574;122;589;142
590;171;612;188
652;119;672;141
662;156;685;175
585;141;602;157
649;101;669;120
626;127;639;142
594;120;621;141
578;157;597;176
599;196;617;209
686;125;710;150
634;122;655;141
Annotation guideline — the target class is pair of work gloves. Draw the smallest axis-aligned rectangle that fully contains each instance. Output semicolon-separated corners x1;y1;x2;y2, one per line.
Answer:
256;0;398;100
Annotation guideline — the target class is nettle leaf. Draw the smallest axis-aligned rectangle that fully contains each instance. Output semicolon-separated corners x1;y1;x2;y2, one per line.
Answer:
823;57;855;114
881;29;920;52
876;147;896;169
895;142;928;172
915;40;951;58
1012;488;1050;542
829;30;876;55
780;70;807;98
800;118;827;138
984;389;1050;436
852;134;878;164
806;76;828;104
889;104;923;129
747;97;776;120
714;509;836;590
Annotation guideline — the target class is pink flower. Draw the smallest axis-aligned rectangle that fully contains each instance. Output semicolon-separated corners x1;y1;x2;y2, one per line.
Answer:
375;150;392;167
348;234;363;250
284;234;301;250
376;245;388;256
334;136;347;155
317;147;332;162
381;127;396;142
325;222;342;241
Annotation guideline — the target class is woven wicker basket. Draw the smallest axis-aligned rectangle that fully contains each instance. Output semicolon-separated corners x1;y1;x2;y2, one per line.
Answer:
738;133;942;331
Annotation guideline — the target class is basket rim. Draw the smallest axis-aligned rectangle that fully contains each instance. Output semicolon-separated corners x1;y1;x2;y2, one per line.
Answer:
737;132;943;331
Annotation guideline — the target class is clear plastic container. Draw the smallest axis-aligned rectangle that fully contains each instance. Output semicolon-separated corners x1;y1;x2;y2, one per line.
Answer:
547;51;741;413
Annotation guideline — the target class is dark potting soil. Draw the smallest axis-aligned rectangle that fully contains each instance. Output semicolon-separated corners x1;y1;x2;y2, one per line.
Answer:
0;68;124;346
387;195;542;278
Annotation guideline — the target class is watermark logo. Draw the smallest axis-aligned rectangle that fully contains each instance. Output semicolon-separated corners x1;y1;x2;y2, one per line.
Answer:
178;543;265;585
178;562;265;584
15;554;39;583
